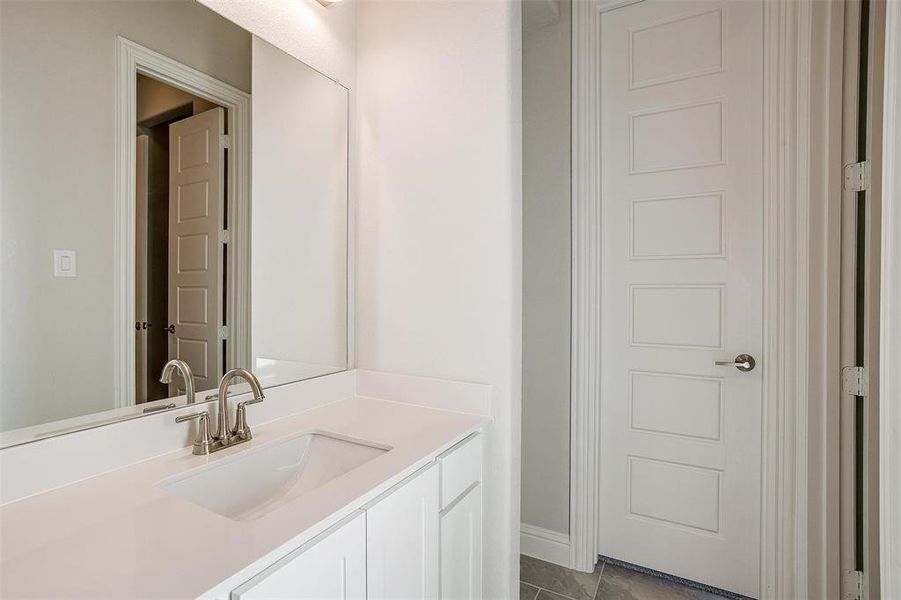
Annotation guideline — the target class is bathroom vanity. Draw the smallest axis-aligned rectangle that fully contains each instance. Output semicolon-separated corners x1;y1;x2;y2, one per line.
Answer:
0;0;520;596
0;387;487;599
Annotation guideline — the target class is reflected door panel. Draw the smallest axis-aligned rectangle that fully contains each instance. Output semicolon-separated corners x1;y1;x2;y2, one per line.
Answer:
168;107;225;394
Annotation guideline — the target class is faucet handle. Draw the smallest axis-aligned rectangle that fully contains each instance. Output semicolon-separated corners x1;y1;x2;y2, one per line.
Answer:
176;411;213;455
233;396;264;440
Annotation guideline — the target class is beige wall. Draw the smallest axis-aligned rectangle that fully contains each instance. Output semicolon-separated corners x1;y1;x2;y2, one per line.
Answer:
136;75;218;124
0;0;250;431
521;1;572;536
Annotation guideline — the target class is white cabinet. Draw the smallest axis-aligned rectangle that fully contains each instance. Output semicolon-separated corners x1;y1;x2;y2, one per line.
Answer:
231;512;366;600
228;433;482;600
438;434;482;510
438;434;482;600
366;464;440;600
440;483;482;600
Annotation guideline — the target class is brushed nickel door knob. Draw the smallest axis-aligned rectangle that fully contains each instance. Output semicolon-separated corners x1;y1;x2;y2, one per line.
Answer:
714;353;756;372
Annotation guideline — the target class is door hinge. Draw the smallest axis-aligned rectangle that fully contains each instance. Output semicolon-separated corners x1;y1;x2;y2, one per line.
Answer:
220;134;230;149
219;229;231;244
218;326;230;340
841;366;868;396
842;569;863;600
843;161;870;192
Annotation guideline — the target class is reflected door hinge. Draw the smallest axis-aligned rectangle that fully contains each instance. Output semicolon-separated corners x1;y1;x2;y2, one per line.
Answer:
842;569;863;600
220;134;230;149
844;161;870;192
219;229;231;244
218;326;230;340
841;366;868;396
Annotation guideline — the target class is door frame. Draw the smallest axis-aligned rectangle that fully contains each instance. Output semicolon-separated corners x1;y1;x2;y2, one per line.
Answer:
879;1;901;596
569;1;814;597
113;37;251;408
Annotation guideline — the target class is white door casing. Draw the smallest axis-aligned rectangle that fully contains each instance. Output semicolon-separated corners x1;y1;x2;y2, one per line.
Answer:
880;2;901;595
597;1;763;596
167;107;225;394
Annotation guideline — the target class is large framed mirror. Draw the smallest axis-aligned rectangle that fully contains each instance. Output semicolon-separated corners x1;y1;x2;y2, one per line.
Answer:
0;0;349;447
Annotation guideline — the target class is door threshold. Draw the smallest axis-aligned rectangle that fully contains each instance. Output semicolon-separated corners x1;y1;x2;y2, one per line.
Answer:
598;555;752;600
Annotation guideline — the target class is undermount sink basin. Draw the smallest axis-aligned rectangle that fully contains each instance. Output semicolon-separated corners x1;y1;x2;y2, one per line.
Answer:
159;431;390;521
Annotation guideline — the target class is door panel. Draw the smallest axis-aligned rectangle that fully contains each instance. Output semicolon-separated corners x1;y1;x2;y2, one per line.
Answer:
367;465;439;600
598;1;763;596
440;484;482;600
232;513;366;599
167;107;224;393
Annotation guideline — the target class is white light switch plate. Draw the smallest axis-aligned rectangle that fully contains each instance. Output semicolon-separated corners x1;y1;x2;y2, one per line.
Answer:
53;250;77;278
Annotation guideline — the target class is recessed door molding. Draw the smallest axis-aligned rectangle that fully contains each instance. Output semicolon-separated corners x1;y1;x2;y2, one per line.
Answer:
114;37;251;408
570;0;602;574
569;1;814;597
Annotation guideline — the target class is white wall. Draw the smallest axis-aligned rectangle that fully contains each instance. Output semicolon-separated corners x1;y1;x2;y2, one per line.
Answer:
521;0;572;538
0;0;250;432
355;1;522;597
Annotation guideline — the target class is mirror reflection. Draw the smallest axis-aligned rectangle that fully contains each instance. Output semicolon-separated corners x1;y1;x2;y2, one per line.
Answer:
0;0;349;444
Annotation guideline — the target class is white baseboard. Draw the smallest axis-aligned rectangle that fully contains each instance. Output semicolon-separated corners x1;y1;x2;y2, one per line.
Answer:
520;523;572;568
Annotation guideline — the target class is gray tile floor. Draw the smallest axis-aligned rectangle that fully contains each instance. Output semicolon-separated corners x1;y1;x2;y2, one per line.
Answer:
520;555;734;600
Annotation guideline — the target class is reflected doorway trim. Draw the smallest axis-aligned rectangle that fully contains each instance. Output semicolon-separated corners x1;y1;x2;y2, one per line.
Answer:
114;37;251;408
569;1;813;598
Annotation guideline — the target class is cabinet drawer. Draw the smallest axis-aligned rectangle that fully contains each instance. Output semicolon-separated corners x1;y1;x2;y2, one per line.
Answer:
438;433;481;509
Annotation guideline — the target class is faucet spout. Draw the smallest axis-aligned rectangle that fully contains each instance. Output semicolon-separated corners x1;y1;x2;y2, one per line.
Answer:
215;368;265;445
159;359;196;404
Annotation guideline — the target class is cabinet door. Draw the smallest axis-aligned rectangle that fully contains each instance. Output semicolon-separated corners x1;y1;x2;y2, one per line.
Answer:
440;484;482;600
367;465;440;600
231;513;366;600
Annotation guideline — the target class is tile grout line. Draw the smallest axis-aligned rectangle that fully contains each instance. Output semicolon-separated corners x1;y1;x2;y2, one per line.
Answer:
540;585;579;600
519;559;604;600
592;559;606;600
520;580;581;600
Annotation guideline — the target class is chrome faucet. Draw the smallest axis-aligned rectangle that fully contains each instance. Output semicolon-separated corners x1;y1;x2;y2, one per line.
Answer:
214;367;265;446
160;359;195;404
176;368;265;455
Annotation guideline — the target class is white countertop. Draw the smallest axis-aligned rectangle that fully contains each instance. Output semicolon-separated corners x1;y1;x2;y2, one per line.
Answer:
0;396;487;599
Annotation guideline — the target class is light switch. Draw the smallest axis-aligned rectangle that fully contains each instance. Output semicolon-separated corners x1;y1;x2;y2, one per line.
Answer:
53;250;77;278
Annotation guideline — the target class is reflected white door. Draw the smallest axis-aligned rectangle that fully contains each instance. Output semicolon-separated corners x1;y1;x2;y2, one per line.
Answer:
168;107;225;393
598;1;763;596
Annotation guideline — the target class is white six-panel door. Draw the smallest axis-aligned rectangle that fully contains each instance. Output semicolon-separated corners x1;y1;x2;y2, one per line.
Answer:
167;107;225;393
598;1;764;596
